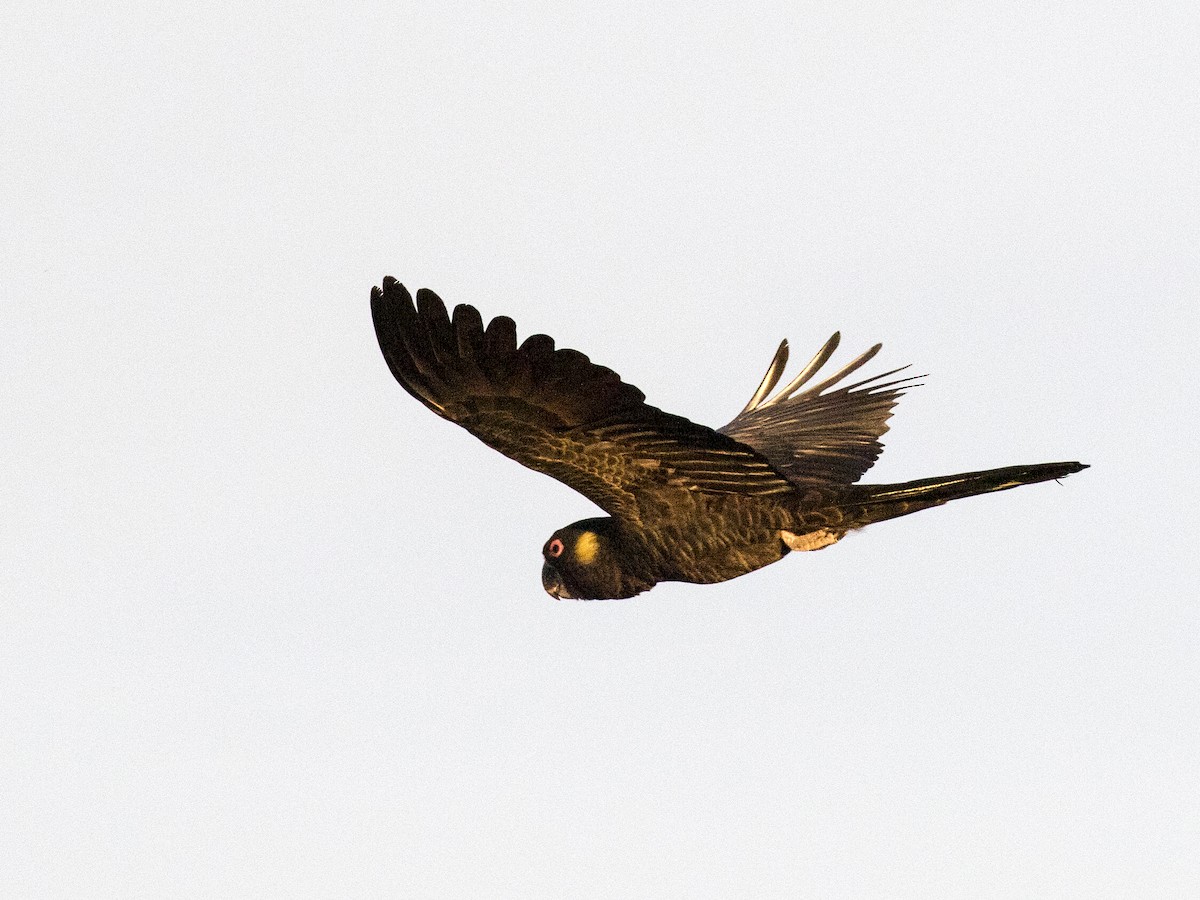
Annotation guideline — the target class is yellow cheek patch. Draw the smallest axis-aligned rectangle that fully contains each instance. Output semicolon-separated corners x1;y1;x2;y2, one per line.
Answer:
575;531;600;565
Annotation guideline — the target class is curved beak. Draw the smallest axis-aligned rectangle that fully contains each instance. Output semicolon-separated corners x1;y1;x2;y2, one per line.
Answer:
541;562;572;600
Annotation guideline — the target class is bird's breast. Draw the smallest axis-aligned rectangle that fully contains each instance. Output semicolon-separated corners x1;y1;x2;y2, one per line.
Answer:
630;492;794;586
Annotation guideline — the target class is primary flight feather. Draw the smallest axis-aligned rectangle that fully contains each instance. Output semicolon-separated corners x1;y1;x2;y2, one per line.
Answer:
371;277;1085;600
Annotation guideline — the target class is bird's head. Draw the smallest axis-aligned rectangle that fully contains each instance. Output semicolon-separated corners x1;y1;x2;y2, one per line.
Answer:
540;517;652;601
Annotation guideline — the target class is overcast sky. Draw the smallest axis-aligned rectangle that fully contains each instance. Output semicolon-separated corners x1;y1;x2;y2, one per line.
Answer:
3;2;1197;897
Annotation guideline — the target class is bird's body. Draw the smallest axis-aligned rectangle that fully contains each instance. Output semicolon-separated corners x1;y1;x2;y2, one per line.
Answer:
371;277;1085;600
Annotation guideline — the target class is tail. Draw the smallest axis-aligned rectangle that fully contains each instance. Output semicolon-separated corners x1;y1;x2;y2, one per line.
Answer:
848;461;1087;526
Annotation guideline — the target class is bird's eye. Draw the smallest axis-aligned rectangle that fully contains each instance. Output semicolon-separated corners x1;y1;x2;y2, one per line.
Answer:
547;538;564;558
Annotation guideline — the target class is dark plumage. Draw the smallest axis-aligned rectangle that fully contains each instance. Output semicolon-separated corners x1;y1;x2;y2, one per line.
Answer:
371;277;1086;600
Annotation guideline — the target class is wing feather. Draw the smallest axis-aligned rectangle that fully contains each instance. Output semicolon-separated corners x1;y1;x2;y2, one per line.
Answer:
372;278;794;523
720;335;922;487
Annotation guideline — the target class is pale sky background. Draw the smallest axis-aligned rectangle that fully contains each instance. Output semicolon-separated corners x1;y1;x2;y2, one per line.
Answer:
3;3;1198;897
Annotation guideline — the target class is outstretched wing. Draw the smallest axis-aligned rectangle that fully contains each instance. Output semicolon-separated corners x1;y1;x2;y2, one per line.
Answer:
371;278;794;524
719;333;921;488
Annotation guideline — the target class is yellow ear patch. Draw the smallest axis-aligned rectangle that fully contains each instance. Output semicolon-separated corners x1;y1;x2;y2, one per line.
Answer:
575;531;600;565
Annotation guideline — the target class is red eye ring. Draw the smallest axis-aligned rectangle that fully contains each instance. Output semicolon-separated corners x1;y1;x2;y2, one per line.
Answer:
547;538;564;558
